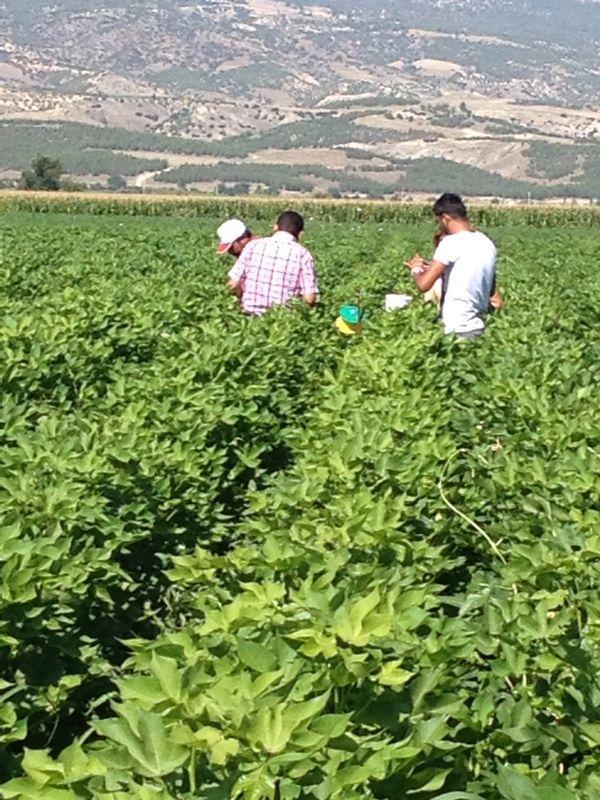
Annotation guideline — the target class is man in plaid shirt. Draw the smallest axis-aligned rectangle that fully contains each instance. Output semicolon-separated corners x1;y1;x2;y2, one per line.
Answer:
227;210;318;316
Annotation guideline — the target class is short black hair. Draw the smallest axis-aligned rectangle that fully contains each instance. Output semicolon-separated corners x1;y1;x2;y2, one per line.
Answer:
277;210;304;237
433;193;468;219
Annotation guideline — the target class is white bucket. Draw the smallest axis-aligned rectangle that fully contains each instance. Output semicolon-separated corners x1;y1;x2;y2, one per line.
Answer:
384;293;413;311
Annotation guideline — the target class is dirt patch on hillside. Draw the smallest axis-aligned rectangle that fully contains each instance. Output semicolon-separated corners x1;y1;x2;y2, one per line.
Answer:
245;0;301;18
0;63;36;86
216;56;253;73
360;169;407;184
249;147;351;168
356;112;483;140
116;150;220;167
408;28;528;49
413;59;465;78
330;61;379;84
373;138;532;181
442;92;600;138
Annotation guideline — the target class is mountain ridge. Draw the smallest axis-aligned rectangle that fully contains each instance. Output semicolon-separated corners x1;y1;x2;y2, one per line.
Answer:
0;0;599;198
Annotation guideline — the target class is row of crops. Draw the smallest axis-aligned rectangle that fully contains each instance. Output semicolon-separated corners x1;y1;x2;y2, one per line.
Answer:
0;206;599;800
1;191;600;227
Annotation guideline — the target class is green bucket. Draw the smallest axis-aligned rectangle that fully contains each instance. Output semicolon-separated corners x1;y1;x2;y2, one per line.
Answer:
340;304;364;325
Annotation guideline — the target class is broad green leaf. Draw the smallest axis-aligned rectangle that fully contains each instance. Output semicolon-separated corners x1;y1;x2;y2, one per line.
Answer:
172;724;239;765
247;697;327;755
431;794;487;800
578;722;600;745
408;769;451;794
150;654;183;703
119;676;165;707
248;705;292;754
496;767;539;800
411;669;443;711
0;780;77;800
94;707;188;778
21;751;64;785
285;691;330;728
210;736;240;766
59;743;106;779
333;589;383;645
378;662;414;687
311;713;351;738
237;639;278;673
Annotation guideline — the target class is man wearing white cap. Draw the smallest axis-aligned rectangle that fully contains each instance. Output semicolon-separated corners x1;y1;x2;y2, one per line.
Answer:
216;218;257;259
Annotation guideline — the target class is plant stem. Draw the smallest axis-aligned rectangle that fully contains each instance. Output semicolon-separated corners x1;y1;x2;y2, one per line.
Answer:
189;748;197;796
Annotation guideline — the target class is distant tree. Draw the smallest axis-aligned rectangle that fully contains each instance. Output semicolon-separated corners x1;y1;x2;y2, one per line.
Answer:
107;174;127;191
21;155;63;191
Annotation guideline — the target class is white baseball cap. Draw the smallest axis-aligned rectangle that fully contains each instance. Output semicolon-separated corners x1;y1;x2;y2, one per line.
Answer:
216;218;247;254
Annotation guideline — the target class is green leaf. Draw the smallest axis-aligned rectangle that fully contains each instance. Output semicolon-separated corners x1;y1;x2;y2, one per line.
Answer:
311;713;352;739
119;676;165;707
432;794;487;800
411;669;443;711
285;692;330;728
150;654;183;703
172;724;239;766
210;736;240;766
21;751;64;785
333;589;384;645
237;639;278;673
247;696;328;756
0;781;77;800
94;706;188;778
378;661;414;687
496;767;539;800
408;769;451;794
578;722;600;745
59;742;105;779
248;705;291;754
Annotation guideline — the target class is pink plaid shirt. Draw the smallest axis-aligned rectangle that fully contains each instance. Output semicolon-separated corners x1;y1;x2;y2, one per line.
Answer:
228;231;318;316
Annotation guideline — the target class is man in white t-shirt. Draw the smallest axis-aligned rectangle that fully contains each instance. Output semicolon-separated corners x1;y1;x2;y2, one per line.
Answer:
407;193;503;338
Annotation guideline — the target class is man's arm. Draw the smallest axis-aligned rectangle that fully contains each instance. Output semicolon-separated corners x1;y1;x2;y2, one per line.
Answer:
299;251;318;306
406;255;447;293
227;255;247;298
227;277;244;298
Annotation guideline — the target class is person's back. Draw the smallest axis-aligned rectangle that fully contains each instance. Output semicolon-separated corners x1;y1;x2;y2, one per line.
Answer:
435;229;497;335
227;211;318;316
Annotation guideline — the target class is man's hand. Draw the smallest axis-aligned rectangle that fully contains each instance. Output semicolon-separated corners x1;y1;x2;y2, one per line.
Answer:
302;292;317;306
410;259;447;293
405;253;427;272
227;278;243;299
490;290;504;310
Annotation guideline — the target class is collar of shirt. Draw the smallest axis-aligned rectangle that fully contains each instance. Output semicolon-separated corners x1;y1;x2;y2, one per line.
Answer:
272;231;297;244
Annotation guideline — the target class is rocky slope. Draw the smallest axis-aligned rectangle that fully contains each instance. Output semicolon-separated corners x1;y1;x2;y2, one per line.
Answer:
0;0;598;197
